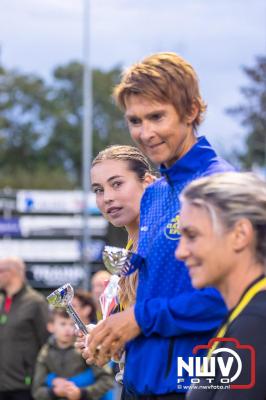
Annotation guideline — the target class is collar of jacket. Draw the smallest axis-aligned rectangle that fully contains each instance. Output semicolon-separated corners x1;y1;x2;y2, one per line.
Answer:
159;136;218;185
48;334;75;350
1;283;27;300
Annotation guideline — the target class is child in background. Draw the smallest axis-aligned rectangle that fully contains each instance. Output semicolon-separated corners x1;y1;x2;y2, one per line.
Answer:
32;308;114;400
72;289;97;325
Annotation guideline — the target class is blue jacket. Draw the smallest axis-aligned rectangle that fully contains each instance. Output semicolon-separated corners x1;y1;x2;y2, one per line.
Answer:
124;136;235;395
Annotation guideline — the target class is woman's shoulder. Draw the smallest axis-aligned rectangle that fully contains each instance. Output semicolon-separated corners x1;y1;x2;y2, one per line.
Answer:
202;157;236;177
228;291;266;343
143;176;167;195
242;290;266;318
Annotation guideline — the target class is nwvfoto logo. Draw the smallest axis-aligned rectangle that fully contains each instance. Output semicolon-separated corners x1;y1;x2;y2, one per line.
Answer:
177;338;255;390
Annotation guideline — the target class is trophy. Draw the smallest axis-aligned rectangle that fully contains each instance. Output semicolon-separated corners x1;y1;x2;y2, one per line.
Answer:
99;274;120;320
102;246;143;276
101;246;144;378
99;246;136;320
99;246;144;319
47;283;88;335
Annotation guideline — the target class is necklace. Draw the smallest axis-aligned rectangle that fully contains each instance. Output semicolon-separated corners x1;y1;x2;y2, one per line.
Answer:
126;231;139;252
126;238;134;251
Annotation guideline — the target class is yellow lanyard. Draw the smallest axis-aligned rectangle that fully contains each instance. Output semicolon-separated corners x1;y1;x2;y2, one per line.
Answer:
207;276;266;358
126;238;134;251
118;238;134;312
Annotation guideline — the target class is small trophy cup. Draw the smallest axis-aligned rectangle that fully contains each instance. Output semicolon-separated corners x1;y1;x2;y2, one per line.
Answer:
99;246;141;319
99;274;120;320
102;246;142;276
47;283;88;335
100;246;143;319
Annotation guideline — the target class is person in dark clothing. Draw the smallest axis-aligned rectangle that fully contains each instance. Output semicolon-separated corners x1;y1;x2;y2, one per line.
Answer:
176;172;266;399
0;256;49;400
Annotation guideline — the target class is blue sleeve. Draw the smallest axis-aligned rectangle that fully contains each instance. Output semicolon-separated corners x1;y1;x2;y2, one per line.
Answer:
46;373;57;387
134;287;227;337
45;369;94;388
68;369;94;387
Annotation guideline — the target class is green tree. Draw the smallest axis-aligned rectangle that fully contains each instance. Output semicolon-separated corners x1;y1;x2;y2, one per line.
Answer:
43;62;131;186
0;62;132;188
0;67;47;169
0;66;74;188
227;55;266;169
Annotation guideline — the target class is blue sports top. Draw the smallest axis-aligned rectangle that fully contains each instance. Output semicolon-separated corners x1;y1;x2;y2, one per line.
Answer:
123;136;235;395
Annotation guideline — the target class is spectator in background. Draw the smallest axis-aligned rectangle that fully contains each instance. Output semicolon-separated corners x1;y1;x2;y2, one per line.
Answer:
91;271;111;321
32;308;114;400
0;256;49;400
72;289;97;325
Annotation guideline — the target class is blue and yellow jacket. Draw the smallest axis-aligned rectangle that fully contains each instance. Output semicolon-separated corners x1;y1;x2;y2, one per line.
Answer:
124;136;235;395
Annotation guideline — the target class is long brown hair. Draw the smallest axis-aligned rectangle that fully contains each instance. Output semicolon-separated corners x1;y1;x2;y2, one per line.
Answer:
92;145;155;309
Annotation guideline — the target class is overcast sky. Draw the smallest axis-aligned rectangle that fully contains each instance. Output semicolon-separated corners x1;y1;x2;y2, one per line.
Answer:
0;0;265;157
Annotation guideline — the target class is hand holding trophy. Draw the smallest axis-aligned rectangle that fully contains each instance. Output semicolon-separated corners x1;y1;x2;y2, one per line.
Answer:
47;283;95;356
100;246;143;381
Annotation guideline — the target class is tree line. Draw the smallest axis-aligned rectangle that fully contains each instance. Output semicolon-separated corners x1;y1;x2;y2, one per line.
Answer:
0;56;265;189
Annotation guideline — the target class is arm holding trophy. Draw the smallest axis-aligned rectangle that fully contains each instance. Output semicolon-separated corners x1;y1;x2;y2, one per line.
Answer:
82;246;142;366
